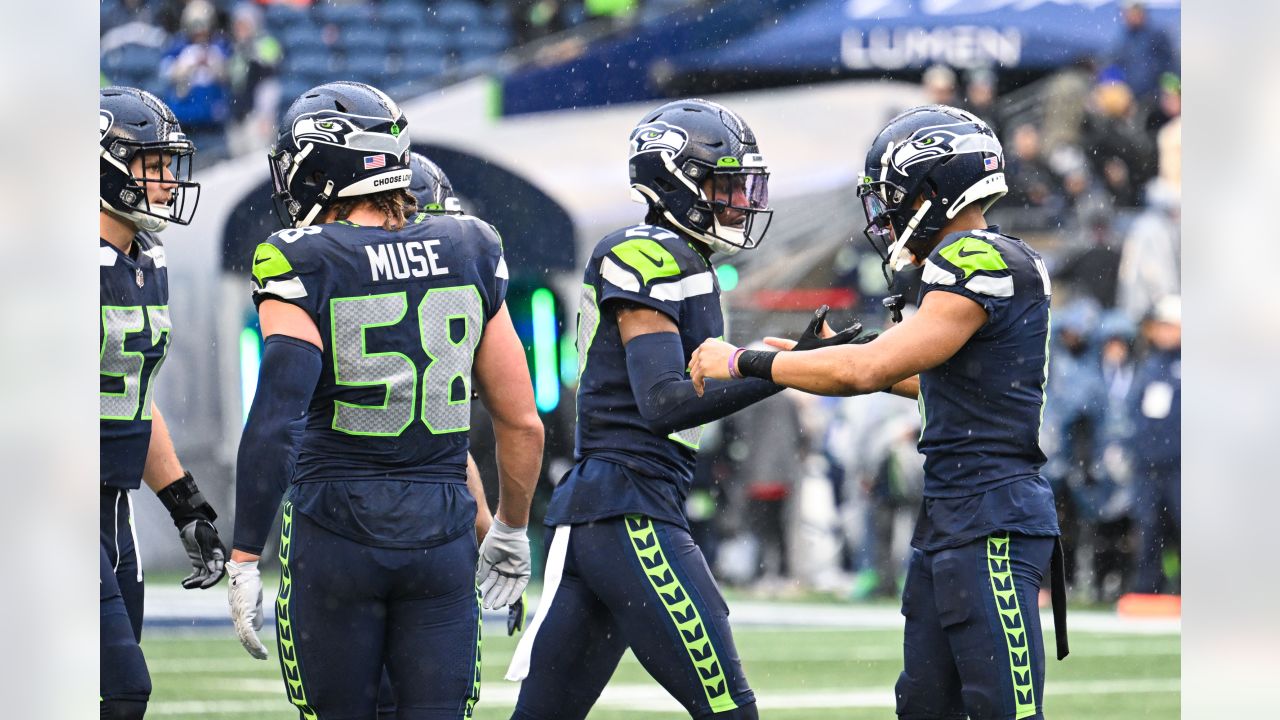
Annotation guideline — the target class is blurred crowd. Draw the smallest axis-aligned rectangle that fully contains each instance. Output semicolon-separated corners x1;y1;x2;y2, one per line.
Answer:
687;1;1181;604
99;0;682;166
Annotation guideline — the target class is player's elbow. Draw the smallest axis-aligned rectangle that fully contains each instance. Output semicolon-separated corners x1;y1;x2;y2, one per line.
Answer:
634;387;681;435
640;414;682;437
495;408;544;450
833;361;889;396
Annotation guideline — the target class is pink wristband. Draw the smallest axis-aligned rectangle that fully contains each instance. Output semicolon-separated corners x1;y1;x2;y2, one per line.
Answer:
729;347;747;379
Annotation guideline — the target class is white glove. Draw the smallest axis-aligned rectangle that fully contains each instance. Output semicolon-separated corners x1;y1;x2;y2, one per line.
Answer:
226;559;269;660
476;518;530;610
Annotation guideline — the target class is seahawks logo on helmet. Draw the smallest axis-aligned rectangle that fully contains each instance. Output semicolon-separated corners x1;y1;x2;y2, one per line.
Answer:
99;110;114;139
629;121;688;157
291;113;360;147
890;124;1003;175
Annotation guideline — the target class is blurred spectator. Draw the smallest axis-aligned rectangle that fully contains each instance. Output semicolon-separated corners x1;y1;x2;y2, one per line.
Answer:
161;0;232;135
586;0;638;26
1116;178;1180;323
1041;297;1105;591
959;67;1001;138
101;0;158;29
1002;123;1064;215
1040;56;1095;157
858;410;922;600
1053;209;1121;308
828;387;920;600
1128;296;1181;594
226;3;283;155
1081;310;1140;601
1082;75;1157;207
1109;1;1176;102
921;64;957;106
1154;73;1181;193
101;0;167;53
1051;152;1115;243
511;0;571;46
723;389;810;585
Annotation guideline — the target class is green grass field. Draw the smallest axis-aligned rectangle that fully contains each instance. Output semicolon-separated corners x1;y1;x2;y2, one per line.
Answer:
142;623;1179;718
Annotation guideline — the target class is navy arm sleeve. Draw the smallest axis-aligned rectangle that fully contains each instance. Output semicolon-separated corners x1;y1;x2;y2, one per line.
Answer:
625;332;783;436
232;335;322;555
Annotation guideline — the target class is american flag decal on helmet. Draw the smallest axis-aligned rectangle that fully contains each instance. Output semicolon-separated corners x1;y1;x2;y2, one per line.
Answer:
984;156;999;171
364;154;387;170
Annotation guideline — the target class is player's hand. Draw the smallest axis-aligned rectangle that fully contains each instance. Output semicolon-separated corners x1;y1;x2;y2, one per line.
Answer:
689;337;737;396
476;518;530;610
765;304;875;352
178;519;227;589
157;472;227;589
227;559;270;660
507;591;528;636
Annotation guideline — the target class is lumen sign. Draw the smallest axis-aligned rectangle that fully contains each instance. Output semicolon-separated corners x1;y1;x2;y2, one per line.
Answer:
840;26;1022;70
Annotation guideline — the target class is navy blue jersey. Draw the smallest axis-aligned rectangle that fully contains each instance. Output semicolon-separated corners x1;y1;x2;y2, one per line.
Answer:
100;234;171;490
911;227;1059;550
250;215;507;547
545;224;722;529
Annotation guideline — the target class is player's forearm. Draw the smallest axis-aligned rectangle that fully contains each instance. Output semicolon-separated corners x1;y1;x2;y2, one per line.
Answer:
467;453;493;542
769;344;899;396
627;332;782;433
491;413;543;529
232;336;320;555
887;376;920;399
143;404;186;492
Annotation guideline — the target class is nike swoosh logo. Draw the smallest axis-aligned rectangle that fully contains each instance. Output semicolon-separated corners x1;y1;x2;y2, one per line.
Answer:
254;256;271;264
957;248;986;258
637;249;669;268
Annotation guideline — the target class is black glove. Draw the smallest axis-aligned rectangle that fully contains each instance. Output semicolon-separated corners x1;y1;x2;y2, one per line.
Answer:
507;592;528;636
157;472;228;589
792;305;875;351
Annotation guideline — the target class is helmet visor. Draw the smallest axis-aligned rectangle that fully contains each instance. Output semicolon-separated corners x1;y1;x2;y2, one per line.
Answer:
128;141;200;226
707;169;772;250
857;181;900;262
268;147;301;227
709;171;769;221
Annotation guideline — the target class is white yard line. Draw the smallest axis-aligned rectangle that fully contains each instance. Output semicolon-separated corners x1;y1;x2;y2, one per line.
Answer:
149;677;1180;716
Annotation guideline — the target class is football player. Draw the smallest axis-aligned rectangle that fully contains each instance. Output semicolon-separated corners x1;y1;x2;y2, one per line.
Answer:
691;105;1067;720
406;149;492;542
408;151;464;216
100;86;227;720
505;98;868;720
372;150;494;720
224;81;543;719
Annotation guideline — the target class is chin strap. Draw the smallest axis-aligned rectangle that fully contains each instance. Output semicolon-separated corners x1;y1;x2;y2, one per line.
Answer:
879;255;906;324
883;294;905;324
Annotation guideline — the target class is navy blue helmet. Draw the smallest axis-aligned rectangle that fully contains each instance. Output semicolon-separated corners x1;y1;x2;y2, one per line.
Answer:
628;98;771;255
269;81;413;228
858;105;1007;279
100;86;200;232
408;151;462;214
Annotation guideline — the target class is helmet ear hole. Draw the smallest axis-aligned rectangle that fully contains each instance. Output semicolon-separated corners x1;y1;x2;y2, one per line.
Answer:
653;177;676;194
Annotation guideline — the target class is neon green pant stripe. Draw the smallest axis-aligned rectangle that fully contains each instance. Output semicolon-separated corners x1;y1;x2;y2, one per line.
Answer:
276;500;318;719
624;515;737;713
986;532;1036;719
463;588;482;718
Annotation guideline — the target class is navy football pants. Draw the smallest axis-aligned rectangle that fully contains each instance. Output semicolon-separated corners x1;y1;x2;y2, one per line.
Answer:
101;487;151;705
273;500;481;720
896;532;1054;720
509;516;757;720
